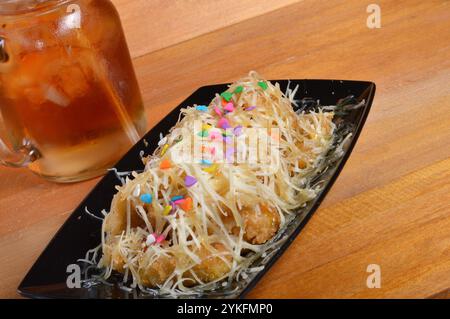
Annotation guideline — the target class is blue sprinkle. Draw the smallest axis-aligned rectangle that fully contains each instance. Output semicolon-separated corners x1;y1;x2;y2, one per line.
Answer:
171;195;184;202
201;159;212;166
140;193;153;204
196;105;208;112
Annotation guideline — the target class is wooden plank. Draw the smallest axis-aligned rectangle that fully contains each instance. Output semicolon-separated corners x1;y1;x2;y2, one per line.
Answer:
247;158;450;298
0;211;70;299
111;0;303;57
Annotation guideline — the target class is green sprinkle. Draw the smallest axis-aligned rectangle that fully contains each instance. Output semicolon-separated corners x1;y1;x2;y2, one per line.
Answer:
234;86;244;94
258;81;268;90
221;91;233;102
222;131;233;137
198;130;209;138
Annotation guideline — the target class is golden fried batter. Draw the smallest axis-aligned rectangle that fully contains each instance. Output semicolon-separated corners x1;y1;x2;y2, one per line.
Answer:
240;205;280;244
192;243;232;283
101;237;126;272
138;254;176;287
104;194;146;235
220;204;280;244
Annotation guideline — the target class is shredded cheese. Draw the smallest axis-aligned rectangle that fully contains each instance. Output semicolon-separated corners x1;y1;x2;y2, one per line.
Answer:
86;71;345;296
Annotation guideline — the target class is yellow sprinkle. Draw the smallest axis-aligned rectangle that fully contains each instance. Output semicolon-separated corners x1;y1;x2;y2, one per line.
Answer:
203;163;218;174
202;124;212;131
161;144;169;156
163;205;172;216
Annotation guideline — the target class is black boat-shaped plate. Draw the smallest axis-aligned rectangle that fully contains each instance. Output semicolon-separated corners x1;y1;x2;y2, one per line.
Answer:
18;79;375;299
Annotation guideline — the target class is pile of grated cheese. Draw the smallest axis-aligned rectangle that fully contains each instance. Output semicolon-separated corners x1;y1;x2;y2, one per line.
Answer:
95;71;337;295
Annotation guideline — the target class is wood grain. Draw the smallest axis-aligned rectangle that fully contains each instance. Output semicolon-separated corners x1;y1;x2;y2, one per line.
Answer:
110;0;303;58
247;158;450;298
1;0;450;298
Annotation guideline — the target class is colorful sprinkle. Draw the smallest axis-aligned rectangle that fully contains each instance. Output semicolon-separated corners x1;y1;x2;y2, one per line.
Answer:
145;234;156;246
202;124;212;130
224;102;235;112
133;184;141;197
171;195;184;202
174;199;186;205
185;175;198;187
233;126;243;136
156;234;165;244
245;105;257;111
179;197;193;211
234;86;244;94
210;131;222;141
160;159;172;169
201;145;213;154
203;163;219;174
258;81;268;90
221;91;233;102
163;206;172;216
218;118;231;129
201;159;213;166
196;105;208;112
222;130;233;137
140;193;153;204
161;144;169;156
223;136;232;144
198;130;209;138
214;106;223;117
210;146;216;155
158;136;168;147
184;175;197;187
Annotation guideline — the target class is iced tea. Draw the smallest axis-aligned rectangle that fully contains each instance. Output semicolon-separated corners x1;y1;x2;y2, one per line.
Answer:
0;0;147;182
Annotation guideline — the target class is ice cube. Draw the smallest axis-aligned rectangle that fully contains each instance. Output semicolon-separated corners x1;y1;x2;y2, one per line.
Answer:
43;84;70;107
56;56;90;100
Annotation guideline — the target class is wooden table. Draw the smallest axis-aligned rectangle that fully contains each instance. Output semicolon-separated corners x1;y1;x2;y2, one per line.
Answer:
1;0;449;298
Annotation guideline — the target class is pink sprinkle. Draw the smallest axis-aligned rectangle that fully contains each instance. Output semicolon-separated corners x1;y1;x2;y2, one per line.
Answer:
210;147;216;155
224;102;235;112
210;131;222;141
214;106;223;117
174;199;186;205
156;234;165;244
246;105;257;111
218;118;231;129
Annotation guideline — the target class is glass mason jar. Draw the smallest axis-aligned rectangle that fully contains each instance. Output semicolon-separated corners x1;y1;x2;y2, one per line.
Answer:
0;0;147;182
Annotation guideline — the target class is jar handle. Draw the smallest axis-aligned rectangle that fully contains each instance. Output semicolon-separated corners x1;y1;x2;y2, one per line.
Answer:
0;38;8;62
0;37;40;167
0;136;40;168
